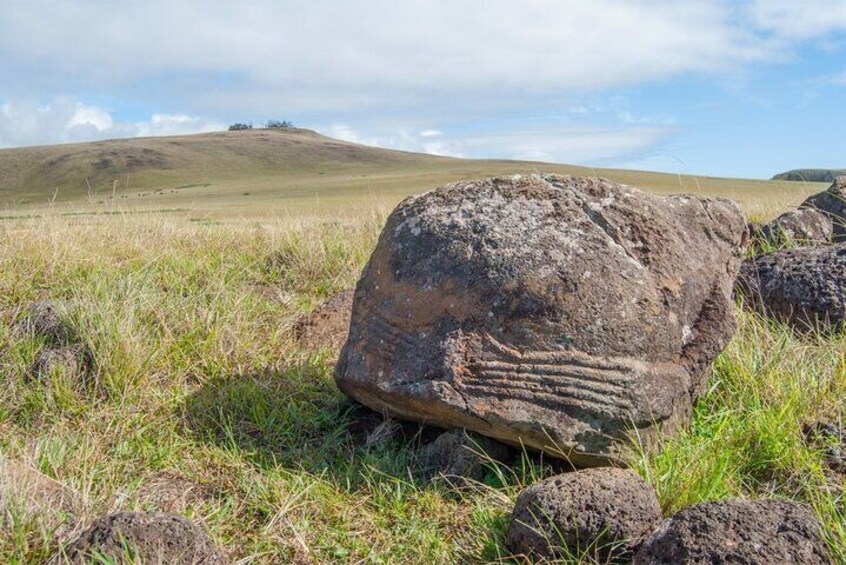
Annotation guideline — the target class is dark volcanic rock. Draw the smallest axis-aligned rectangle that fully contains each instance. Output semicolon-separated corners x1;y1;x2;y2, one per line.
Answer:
507;468;661;561
801;177;846;241
634;499;832;565
753;208;832;250
335;174;747;466
60;512;228;564
416;428;512;483
737;243;846;330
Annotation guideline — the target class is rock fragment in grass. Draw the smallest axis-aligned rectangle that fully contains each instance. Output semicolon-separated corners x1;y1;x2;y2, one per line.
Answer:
416;428;512;484
17;300;73;343
634;498;832;565
801;176;846;241
28;344;91;386
506;467;661;562
737;243;846;331
335;174;747;466
750;208;832;252
293;288;354;355
59;512;228;564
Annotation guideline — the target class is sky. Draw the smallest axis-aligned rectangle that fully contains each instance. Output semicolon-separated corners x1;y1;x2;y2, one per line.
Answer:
0;1;845;179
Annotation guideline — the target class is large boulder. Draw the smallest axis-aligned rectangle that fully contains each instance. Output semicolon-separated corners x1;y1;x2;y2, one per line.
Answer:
634;499;832;564
752;208;832;251
507;468;662;561
737;244;846;330
59;512;228;564
335;175;746;466
801;176;846;241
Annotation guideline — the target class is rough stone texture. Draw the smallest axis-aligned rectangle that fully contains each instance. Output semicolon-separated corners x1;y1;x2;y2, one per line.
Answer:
17;300;73;343
634;499;832;565
335;174;747;466
60;512;228;564
416;428;512;483
801;176;846;242
753;208;833;250
737;243;846;330
507;468;662;561
293;288;354;354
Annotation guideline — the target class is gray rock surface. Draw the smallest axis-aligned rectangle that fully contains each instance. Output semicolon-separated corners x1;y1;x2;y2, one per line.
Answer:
59;512;228;564
507;468;661;561
737;243;846;330
335;174;747;466
754;208;832;250
801;177;846;241
634;499;832;564
416;428;512;483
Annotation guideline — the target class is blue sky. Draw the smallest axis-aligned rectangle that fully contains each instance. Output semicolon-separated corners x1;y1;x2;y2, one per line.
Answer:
0;0;845;179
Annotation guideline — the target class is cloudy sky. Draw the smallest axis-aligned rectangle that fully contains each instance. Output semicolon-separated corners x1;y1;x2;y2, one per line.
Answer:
1;1;845;178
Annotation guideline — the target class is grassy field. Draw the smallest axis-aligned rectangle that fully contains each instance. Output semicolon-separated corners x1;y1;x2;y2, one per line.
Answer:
0;132;843;563
0;128;828;221
0;207;844;564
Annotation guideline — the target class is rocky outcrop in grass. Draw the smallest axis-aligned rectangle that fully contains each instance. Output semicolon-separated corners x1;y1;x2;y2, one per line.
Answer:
336;174;747;466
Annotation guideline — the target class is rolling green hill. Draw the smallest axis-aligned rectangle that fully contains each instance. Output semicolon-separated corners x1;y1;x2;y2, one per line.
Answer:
0;128;825;218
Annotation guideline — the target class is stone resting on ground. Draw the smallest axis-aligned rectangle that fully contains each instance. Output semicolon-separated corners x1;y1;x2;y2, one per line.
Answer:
335;174;746;466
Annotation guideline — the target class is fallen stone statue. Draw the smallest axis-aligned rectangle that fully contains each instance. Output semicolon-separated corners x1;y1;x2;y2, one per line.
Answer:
335;174;747;466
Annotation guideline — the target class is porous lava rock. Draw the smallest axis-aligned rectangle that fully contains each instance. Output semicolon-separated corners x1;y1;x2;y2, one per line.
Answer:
737;243;846;330
801;176;846;241
753;208;832;250
59;512;228;564
634;499;832;564
335;174;747;466
507;467;661;561
416;428;512;483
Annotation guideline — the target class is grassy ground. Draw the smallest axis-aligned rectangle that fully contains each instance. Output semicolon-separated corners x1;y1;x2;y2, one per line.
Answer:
1;204;845;563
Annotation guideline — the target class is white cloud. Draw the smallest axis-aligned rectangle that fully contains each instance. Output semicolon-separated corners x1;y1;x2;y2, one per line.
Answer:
320;122;672;166
0;1;783;117
748;0;846;40
419;130;442;138
0;98;224;148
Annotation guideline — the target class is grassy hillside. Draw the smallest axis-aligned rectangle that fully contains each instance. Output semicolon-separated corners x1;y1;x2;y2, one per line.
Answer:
0;128;827;220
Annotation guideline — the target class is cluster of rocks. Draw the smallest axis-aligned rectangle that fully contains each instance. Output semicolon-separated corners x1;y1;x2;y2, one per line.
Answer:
290;174;843;562
505;468;830;563
740;177;846;331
